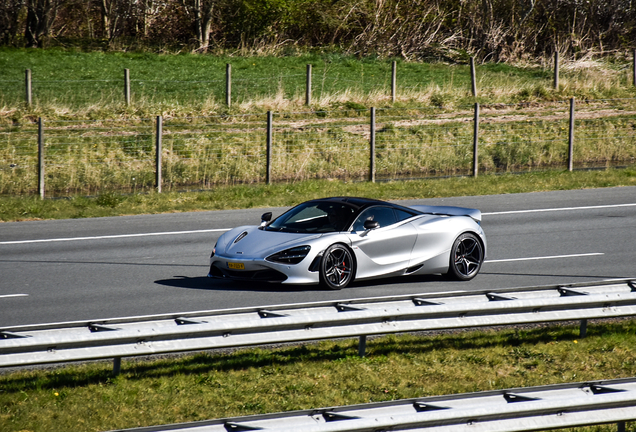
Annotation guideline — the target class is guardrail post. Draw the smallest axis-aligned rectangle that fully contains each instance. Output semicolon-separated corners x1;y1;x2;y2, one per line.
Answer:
473;102;479;177
124;68;130;106
156;115;162;193
568;97;575;171
305;64;312;106
226;63;232;107
38;117;45;199
470;57;477;97
391;61;396;103
554;50;559;90
113;357;121;376
358;335;367;357
25;69;32;106
266;111;272;185
369;107;376;183
579;318;587;338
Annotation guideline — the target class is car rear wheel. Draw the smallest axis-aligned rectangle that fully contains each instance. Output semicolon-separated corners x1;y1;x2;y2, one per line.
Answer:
447;233;483;281
320;244;355;290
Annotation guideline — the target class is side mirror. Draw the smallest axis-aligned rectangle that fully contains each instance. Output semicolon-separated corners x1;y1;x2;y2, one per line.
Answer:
363;220;379;230
260;212;272;226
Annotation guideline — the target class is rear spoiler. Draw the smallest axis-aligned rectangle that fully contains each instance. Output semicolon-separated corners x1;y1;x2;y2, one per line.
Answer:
409;205;482;223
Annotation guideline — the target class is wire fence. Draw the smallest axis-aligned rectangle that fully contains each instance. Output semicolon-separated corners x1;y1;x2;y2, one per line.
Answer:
2;62;403;107
1;99;636;197
4;53;636;110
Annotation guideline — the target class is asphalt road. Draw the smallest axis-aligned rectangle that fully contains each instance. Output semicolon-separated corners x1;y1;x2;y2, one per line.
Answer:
1;186;635;328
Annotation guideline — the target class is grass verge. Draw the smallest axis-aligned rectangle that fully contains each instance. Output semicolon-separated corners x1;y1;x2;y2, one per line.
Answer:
1;320;635;431
1;48;635;121
1;167;635;222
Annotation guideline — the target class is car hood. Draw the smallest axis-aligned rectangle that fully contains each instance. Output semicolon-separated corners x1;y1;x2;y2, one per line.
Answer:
217;226;323;258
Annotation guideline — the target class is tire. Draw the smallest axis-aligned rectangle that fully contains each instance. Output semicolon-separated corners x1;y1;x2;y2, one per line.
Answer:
320;244;355;290
447;233;484;281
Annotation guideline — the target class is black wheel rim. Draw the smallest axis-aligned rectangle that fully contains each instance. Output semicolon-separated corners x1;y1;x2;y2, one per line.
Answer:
453;236;482;278
324;247;353;287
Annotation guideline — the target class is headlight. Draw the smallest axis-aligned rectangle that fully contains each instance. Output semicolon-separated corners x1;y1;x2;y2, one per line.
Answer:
211;242;217;258
266;246;311;264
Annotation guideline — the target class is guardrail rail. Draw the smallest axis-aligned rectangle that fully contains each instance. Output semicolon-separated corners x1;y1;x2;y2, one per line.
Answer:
1;279;635;373
112;377;636;432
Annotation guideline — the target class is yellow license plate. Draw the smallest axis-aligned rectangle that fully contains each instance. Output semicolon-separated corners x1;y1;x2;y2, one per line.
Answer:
227;262;245;270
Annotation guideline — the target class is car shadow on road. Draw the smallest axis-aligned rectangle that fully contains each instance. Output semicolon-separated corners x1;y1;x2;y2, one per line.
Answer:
154;276;316;292
155;273;452;292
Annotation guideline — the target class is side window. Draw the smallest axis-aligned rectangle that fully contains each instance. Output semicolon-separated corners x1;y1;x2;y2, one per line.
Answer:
352;206;397;231
394;208;416;222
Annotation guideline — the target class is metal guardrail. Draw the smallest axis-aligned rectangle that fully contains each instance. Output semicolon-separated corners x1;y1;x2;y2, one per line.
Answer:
1;279;635;372
108;377;636;432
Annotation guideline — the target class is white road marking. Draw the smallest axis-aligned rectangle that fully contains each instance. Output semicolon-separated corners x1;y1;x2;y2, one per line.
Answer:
0;228;230;245
0;294;29;299
483;203;636;216
486;252;604;263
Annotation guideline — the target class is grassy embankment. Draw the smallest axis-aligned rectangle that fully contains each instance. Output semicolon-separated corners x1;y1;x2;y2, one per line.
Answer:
1;48;634;116
1;48;636;199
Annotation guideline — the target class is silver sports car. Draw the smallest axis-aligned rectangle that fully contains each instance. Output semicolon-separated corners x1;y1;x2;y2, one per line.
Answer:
208;197;486;289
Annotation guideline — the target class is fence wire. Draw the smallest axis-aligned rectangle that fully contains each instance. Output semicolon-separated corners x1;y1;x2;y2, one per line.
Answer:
1;101;635;197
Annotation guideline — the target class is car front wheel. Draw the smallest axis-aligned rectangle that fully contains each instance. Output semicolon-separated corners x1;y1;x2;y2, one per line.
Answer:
447;233;484;281
320;244;355;289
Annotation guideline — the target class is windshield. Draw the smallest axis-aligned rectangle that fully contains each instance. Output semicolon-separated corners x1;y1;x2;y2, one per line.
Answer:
266;202;356;233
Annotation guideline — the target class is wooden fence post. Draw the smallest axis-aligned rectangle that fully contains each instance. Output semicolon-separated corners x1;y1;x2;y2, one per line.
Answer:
124;69;130;105
568;97;575;172
226;64;232;107
306;64;312;106
554;50;559;90
25;69;32;106
391;61;396;103
473;103;479;177
470;57;477;97
369;107;376;183
156;115;162;193
38;117;44;199
266;111;272;184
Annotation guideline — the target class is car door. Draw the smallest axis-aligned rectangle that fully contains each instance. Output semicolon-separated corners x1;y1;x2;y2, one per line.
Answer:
347;206;418;279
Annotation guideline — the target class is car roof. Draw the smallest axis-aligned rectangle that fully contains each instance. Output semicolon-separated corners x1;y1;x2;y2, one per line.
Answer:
309;196;384;207
307;196;417;213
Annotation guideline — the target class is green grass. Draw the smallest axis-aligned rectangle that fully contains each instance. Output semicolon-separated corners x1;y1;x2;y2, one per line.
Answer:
2;320;636;431
0;49;470;112
1;167;635;222
1;48;635;120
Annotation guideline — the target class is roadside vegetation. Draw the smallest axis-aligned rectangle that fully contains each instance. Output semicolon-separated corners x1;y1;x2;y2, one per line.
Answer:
1;49;636;199
1;319;635;431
